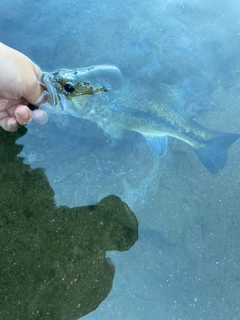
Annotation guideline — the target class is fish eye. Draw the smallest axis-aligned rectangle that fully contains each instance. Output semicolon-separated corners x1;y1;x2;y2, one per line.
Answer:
64;82;75;93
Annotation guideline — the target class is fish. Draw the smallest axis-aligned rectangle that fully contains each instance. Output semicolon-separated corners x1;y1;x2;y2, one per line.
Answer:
40;65;240;174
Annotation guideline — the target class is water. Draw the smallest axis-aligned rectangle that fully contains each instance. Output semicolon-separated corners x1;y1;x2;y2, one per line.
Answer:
1;1;240;319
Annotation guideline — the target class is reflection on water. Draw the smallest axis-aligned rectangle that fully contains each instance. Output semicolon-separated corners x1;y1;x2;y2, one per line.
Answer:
0;129;138;319
1;1;240;319
17;116;163;209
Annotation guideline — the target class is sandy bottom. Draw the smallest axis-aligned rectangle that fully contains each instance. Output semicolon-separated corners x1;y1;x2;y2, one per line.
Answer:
0;83;240;320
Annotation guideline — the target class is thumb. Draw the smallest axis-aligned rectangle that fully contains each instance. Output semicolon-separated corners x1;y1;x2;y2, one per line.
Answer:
24;64;47;106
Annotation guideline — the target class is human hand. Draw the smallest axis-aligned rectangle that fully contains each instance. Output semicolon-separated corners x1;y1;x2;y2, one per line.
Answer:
0;43;48;132
0;98;48;132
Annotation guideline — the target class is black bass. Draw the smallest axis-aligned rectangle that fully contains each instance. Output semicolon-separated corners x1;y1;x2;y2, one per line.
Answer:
40;65;240;174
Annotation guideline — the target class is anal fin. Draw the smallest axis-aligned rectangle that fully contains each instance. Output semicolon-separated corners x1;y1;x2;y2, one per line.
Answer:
103;123;125;139
143;134;168;158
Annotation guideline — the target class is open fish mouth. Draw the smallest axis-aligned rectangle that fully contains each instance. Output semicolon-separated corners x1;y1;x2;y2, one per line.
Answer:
40;72;60;106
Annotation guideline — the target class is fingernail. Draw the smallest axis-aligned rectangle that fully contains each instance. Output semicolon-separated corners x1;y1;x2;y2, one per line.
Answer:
22;109;30;120
21;114;32;125
22;118;32;125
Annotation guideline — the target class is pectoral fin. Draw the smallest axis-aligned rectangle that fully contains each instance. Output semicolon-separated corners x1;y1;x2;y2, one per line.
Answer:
143;134;168;157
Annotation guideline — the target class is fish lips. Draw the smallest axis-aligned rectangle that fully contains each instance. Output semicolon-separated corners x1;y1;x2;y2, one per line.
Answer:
41;72;61;106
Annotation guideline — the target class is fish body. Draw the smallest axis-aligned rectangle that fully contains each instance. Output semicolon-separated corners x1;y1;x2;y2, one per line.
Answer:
40;65;240;173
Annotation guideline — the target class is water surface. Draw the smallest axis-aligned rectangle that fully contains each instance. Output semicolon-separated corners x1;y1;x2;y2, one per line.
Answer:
1;1;240;319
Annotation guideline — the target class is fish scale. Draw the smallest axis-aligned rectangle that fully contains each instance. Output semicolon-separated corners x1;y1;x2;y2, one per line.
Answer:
40;65;240;174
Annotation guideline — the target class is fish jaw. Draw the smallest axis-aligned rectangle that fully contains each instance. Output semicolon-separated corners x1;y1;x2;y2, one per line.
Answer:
41;65;122;103
40;65;123;117
41;72;60;106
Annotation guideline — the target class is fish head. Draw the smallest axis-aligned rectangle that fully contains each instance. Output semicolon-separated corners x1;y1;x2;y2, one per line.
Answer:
40;65;122;116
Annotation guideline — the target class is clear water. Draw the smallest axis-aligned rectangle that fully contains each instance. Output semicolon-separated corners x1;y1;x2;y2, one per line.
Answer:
1;1;240;319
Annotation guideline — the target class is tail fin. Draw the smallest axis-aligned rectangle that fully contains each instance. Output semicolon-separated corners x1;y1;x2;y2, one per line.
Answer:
193;133;240;174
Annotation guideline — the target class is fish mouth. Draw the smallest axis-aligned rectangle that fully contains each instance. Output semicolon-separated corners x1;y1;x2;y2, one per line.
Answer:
41;72;60;106
40;65;122;109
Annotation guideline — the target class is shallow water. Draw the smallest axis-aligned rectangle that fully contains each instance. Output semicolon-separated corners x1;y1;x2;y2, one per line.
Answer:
1;1;240;319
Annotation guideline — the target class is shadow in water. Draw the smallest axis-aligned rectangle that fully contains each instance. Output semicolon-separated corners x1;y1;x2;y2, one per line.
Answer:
16;118;163;210
0;128;138;320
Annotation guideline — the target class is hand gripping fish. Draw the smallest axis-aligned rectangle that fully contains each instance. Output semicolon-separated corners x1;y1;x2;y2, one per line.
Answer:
39;65;240;174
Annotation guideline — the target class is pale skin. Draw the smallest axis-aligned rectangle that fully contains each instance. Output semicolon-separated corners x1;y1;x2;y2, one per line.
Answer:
0;42;48;132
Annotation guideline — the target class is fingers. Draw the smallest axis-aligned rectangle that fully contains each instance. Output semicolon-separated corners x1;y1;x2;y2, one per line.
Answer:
32;109;48;124
24;64;48;106
15;105;32;125
0;115;19;132
15;106;48;126
0;99;8;110
0;100;31;132
0;106;49;132
24;79;46;106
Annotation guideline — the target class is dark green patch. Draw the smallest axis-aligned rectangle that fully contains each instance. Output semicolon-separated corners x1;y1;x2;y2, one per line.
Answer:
0;128;138;320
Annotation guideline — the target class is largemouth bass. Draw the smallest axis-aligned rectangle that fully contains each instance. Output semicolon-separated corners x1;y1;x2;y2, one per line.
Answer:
40;65;240;174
